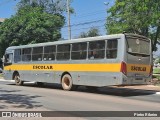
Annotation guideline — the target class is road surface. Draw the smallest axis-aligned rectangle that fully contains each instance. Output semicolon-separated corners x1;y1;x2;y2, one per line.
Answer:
0;79;160;120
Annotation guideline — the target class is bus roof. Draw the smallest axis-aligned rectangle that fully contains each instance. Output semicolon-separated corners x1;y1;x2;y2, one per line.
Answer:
6;33;148;50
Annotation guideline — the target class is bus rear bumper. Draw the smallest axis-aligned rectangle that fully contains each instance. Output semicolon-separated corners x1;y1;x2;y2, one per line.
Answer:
122;75;152;85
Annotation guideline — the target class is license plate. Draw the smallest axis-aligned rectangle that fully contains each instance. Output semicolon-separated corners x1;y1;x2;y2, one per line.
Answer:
135;74;143;77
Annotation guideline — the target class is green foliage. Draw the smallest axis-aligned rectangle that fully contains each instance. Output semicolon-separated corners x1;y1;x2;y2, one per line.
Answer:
17;0;74;14
153;68;160;74
79;27;101;38
0;6;65;57
79;32;88;38
154;58;160;64
0;74;3;78
106;0;160;51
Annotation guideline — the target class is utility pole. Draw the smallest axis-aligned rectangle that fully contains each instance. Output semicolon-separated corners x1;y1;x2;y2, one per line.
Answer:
67;0;71;40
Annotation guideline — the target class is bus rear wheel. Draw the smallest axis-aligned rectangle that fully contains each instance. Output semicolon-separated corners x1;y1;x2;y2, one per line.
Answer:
61;74;77;91
14;74;23;86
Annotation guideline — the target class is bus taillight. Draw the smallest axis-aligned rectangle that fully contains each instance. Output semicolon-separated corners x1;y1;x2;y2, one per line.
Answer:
121;61;127;75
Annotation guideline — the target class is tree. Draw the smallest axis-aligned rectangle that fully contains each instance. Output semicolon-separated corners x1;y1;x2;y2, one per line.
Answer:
78;27;101;38
154;58;160;64
0;6;65;57
106;0;160;51
79;32;88;38
17;0;74;14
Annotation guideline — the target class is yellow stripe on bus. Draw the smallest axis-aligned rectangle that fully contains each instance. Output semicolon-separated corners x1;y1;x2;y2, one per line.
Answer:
4;63;121;72
4;63;151;73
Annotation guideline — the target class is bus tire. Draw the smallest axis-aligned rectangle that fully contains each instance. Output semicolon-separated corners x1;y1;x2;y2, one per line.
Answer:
14;73;23;86
61;74;77;91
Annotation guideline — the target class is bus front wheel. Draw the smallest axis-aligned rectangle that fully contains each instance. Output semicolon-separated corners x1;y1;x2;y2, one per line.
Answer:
14;73;23;86
61;74;77;91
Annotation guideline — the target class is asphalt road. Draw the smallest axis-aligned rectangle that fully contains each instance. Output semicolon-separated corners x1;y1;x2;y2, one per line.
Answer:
0;79;160;120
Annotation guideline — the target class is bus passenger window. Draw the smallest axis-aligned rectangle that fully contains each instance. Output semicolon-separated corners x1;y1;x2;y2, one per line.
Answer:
32;47;43;61
88;41;105;59
106;39;118;59
44;46;56;61
14;49;21;63
22;48;31;61
71;42;87;60
57;44;70;60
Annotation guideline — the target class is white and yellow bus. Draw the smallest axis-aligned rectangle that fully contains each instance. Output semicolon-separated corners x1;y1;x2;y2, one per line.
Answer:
3;33;152;90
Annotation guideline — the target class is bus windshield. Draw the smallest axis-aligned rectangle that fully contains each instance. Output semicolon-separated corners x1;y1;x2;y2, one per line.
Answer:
126;36;150;56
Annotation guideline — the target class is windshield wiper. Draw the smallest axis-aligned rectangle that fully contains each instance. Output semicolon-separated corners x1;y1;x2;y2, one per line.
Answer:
127;52;150;57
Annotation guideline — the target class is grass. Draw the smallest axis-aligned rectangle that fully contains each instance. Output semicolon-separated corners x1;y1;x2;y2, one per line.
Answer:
153;67;160;74
152;67;160;86
0;73;3;78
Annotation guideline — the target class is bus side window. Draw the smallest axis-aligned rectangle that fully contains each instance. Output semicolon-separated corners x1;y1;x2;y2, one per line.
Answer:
88;41;105;59
106;39;118;59
32;47;43;61
71;42;87;60
22;48;31;61
14;49;21;63
57;44;70;60
44;46;56;61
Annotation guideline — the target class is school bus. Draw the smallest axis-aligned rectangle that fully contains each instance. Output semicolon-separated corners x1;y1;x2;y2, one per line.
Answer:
3;33;152;90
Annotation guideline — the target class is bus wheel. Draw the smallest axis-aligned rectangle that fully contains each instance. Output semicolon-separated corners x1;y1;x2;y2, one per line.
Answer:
61;74;77;91
14;74;23;86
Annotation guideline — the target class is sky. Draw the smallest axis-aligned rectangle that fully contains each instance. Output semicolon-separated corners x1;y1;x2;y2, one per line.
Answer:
1;0;159;57
0;0;115;39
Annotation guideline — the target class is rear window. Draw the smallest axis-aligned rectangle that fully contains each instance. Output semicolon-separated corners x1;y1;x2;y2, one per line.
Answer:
126;37;150;55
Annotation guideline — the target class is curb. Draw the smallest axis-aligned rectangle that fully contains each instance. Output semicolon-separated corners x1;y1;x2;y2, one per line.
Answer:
155;92;160;95
0;79;14;82
0;79;35;83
